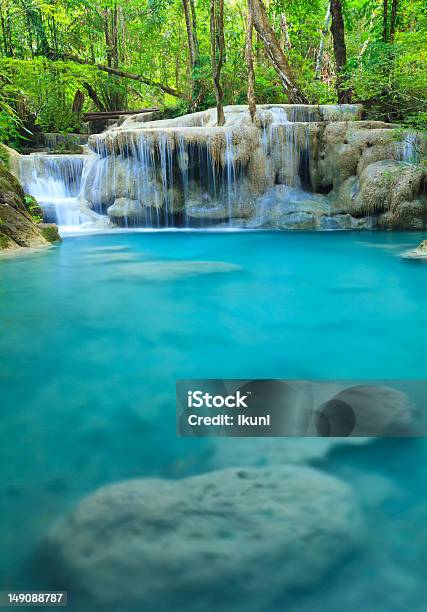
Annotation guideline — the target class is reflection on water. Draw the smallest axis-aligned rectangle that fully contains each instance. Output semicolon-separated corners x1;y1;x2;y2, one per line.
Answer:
0;231;426;611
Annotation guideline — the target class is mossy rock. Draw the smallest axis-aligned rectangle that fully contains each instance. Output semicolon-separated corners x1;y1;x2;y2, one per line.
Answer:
0;233;11;249
39;223;61;243
348;160;424;216
0;164;24;199
0;161;55;250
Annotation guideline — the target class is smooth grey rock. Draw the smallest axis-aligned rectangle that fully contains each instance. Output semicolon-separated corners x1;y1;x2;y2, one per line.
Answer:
319;214;355;230
278;212;317;229
42;465;363;612
107;197;143;219
258;185;330;216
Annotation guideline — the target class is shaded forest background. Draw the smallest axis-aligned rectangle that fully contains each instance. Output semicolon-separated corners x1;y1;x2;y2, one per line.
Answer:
0;0;425;147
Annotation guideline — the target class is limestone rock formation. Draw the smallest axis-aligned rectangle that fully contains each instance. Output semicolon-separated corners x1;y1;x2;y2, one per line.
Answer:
80;105;426;230
42;465;363;612
15;105;427;230
401;239;427;259
107;197;144;222
0;160;60;251
349;160;424;215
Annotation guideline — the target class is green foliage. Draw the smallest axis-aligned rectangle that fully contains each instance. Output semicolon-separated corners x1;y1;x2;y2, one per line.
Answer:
402;112;427;132
0;111;21;145
347;26;427;122
160;100;191;119
0;0;424;133
24;195;43;223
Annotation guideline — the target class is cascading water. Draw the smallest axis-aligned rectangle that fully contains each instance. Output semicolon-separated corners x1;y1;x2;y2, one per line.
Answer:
224;131;237;224
261;107;312;189
18;104;385;231
19;153;107;230
402;132;419;164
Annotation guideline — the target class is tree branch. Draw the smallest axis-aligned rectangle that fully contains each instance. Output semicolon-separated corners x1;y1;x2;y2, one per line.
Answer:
58;53;186;100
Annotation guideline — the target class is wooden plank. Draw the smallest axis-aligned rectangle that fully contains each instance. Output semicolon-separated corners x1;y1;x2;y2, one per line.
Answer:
83;108;159;121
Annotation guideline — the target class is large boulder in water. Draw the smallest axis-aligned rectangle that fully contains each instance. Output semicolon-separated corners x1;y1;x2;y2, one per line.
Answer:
255;185;330;228
346;160;425;217
185;177;255;221
390;199;426;230
41;466;363;612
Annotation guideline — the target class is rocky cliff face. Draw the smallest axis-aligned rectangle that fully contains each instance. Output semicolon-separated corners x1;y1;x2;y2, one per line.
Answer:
0;150;60;251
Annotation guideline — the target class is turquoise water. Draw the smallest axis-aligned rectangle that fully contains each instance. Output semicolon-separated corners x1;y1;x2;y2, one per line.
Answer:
0;230;426;609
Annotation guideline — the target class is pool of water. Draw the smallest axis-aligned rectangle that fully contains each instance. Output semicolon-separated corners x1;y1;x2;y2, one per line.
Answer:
0;230;426;610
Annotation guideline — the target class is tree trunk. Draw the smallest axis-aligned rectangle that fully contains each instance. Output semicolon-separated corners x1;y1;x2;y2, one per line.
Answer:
82;82;107;112
330;0;351;103
183;0;197;68
72;90;85;115
182;0;203;109
210;0;225;126
103;8;112;67
315;3;331;77
102;3;123;110
383;0;388;42
0;9;8;56
390;0;398;41
246;0;256;122
251;0;307;104
280;13;291;50
112;3;119;69
189;0;199;56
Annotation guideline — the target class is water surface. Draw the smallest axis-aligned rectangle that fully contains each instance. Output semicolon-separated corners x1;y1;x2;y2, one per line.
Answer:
0;230;426;609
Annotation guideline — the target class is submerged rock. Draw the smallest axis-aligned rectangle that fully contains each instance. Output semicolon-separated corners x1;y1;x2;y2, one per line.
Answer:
211;383;417;469
319;214;355;230
111;260;241;280
401;239;427;259
42;466;363;612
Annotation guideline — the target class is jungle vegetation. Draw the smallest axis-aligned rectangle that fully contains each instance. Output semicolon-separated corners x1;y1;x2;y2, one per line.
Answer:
0;0;425;145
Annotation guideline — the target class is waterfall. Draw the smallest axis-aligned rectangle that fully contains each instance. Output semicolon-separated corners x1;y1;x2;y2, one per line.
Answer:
18;114;314;230
17;104;411;232
20;154;84;227
402;132;419;164
224;131;237;224
261;107;311;189
19;154;109;230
